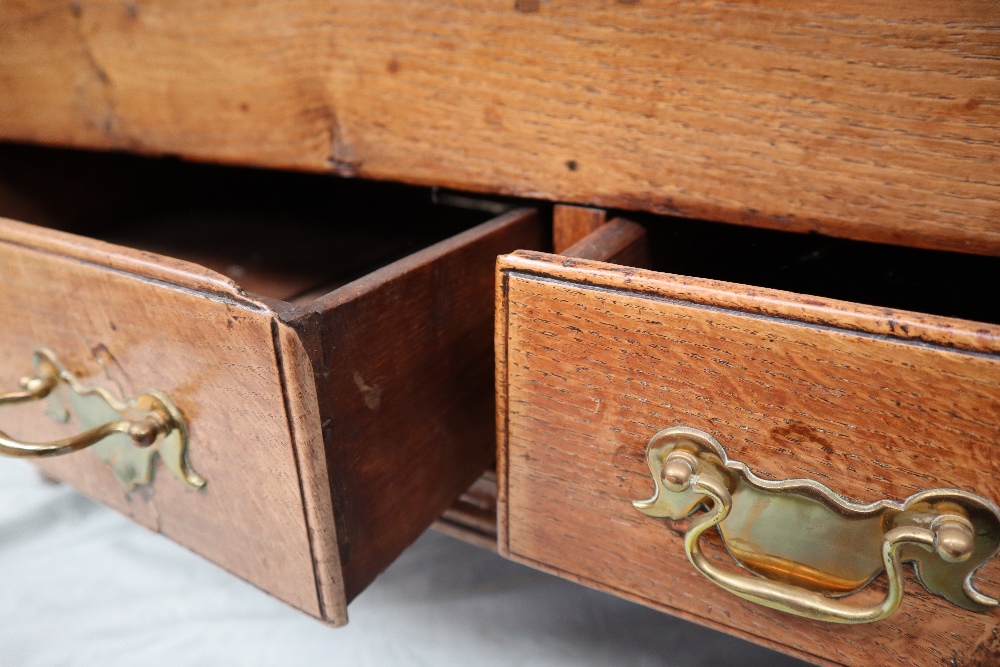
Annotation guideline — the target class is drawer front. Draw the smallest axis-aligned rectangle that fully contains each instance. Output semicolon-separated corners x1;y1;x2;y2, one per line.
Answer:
0;217;329;618
496;250;1000;667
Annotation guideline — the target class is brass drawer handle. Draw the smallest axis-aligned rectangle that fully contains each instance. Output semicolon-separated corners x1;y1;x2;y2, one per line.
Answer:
0;348;204;491
633;427;1000;624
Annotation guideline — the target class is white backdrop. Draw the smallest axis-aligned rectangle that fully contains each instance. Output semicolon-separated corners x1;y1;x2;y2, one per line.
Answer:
0;459;808;667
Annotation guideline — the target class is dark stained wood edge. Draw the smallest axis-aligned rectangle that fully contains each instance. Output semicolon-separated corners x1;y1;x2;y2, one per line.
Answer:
562;217;651;269
499;251;1000;355
289;208;545;601
496;264;513;559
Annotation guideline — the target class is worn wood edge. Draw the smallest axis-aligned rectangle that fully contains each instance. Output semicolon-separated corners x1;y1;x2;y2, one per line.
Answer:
10;138;997;258
273;320;348;625
561;217;651;268
561;218;644;260
498;250;1000;355
500;221;655;556
9;133;996;257
499;221;652;557
496;263;513;559
504;550;836;667
0;216;262;310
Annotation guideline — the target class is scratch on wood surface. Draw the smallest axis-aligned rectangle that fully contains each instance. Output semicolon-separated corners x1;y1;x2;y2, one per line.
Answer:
69;1;123;144
352;371;382;410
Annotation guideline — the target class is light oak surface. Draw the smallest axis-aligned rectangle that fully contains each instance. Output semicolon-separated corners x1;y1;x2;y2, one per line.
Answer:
552;205;606;254
496;250;1000;666
437;210;637;550
0;216;326;618
2;1;999;253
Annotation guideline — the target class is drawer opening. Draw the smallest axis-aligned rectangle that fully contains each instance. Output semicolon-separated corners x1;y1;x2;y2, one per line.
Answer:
0;143;511;306
569;213;1000;326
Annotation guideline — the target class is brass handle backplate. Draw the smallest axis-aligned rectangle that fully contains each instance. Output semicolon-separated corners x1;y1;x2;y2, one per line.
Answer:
633;427;1000;624
0;348;204;490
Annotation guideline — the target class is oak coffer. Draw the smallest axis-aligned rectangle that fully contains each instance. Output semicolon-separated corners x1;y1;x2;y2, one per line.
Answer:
2;0;1000;663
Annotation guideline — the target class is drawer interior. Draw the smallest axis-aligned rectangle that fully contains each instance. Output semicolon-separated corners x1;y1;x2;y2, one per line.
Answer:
608;212;1000;325
0;143;511;305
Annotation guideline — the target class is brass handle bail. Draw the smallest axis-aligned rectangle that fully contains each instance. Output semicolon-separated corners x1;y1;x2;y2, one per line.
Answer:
634;427;1000;624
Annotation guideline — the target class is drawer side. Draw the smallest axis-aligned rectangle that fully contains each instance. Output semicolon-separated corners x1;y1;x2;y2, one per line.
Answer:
292;208;545;601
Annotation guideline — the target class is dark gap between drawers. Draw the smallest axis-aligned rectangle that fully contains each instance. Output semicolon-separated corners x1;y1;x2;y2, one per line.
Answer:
0;143;504;304
610;211;1000;325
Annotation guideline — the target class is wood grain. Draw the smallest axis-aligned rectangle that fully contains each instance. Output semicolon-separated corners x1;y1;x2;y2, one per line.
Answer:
274;320;347;622
288;208;544;601
496;251;1000;667
439;214;649;552
2;1;1000;254
0;216;330;619
562;217;651;268
552;205;606;254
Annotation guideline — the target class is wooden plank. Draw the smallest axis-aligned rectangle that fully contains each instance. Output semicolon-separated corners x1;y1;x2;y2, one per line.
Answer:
0;216;327;618
289;208;544;601
552;205;606;254
496;250;1000;667
2;1;999;254
562;217;651;268
433;469;500;550
274;321;348;623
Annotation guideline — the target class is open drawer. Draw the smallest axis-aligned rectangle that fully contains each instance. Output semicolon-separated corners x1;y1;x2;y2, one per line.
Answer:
496;216;1000;666
0;144;544;624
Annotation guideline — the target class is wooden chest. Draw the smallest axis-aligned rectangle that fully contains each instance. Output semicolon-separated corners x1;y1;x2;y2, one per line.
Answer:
2;1;1000;664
